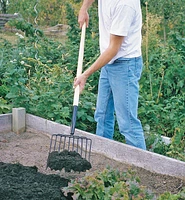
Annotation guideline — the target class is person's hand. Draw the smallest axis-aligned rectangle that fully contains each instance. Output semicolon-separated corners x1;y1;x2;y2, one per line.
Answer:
73;73;88;93
78;9;89;28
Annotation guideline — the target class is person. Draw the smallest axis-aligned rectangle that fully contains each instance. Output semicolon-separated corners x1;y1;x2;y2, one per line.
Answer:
74;0;146;150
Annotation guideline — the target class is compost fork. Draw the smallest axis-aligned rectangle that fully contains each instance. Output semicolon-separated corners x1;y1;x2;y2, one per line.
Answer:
47;23;92;164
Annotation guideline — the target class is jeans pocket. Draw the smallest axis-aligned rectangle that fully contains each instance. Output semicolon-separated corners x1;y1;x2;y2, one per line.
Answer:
135;59;143;79
128;58;142;79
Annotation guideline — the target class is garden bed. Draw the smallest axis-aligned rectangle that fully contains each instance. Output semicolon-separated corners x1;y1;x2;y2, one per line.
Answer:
0;130;184;199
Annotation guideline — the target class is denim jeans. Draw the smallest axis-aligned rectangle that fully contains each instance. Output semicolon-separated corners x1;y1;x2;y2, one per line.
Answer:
94;56;146;150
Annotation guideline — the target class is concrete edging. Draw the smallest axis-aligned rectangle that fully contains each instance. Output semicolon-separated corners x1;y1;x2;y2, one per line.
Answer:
0;113;12;132
26;113;185;179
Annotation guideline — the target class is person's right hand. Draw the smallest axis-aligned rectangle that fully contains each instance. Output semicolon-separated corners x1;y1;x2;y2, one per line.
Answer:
73;73;88;94
78;9;89;29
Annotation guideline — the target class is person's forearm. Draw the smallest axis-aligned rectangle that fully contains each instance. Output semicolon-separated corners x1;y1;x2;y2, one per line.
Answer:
83;50;115;78
83;35;124;78
78;0;94;28
80;0;95;11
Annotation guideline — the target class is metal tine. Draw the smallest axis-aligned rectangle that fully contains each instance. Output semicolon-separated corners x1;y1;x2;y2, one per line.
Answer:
85;138;88;159
63;136;66;150
72;136;75;151
49;134;55;153
53;135;58;151
58;135;62;152
70;137;73;151
81;138;83;158
68;136;71;151
77;137;79;153
49;136;52;153
88;139;92;161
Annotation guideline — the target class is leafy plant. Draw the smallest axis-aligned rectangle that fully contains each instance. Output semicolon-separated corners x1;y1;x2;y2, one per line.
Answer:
8;18;44;37
63;167;154;200
0;97;11;114
63;167;185;199
166;129;185;161
158;188;185;200
144;126;185;162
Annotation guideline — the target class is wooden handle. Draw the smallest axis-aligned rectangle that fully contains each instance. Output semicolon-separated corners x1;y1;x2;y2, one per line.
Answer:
73;23;86;106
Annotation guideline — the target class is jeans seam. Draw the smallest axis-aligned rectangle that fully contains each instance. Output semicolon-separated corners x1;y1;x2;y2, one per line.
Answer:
102;88;112;137
128;78;140;148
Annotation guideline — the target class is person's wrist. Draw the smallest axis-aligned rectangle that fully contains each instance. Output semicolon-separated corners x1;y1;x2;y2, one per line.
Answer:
80;6;87;13
83;71;90;79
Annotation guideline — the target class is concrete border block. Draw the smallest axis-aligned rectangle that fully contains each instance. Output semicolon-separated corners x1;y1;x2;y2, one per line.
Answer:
12;107;26;134
26;113;185;179
0;113;12;132
26;113;69;135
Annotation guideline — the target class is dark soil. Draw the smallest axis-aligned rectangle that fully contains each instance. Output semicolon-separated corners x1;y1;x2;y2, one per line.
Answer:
0;130;185;200
47;150;92;172
0;162;71;200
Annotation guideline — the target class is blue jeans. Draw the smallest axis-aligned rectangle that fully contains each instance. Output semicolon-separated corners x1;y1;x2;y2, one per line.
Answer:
94;56;146;150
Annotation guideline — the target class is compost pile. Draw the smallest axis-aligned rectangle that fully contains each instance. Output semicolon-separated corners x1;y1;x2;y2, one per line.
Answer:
0;162;74;200
47;150;92;172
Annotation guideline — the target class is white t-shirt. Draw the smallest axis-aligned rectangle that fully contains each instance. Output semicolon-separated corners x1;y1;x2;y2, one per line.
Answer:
98;0;142;63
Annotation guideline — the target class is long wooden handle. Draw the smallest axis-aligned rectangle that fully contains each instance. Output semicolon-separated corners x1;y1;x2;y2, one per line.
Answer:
71;23;86;135
73;23;86;106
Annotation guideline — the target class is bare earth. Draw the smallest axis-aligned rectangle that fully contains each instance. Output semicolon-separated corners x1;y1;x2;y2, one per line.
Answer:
0;130;184;197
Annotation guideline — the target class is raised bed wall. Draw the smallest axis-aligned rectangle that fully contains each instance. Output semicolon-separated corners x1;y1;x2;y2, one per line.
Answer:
0;113;12;132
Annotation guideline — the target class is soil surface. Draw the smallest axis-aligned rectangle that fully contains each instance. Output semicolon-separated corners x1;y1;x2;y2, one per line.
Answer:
0;130;184;199
0;162;71;200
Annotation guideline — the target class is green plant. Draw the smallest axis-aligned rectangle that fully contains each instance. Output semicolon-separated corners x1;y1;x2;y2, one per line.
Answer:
145;126;185;162
0;85;9;98
63;168;154;200
166;128;185;162
158;188;185;200
145;133;170;155
8;19;44;37
62;167;185;199
6;0;39;24
0;97;11;114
